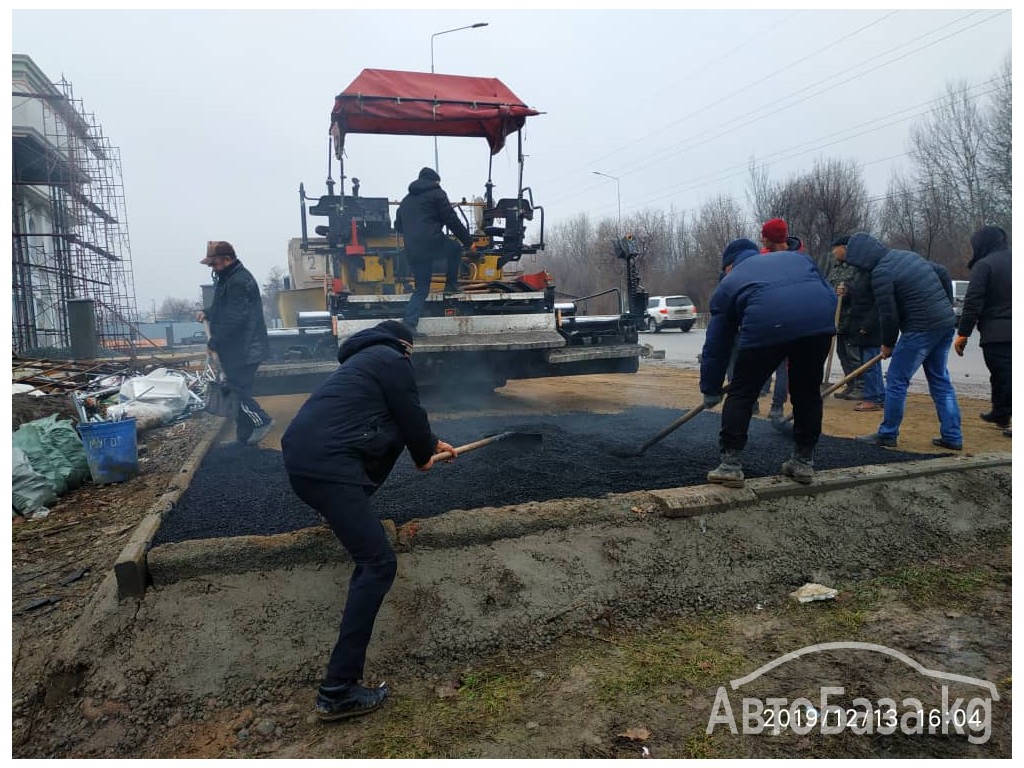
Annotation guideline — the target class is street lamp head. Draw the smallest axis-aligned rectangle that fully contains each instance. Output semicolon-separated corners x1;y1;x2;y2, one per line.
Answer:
471;22;488;28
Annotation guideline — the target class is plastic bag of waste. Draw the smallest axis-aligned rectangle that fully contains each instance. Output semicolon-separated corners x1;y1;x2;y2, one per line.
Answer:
12;445;58;515
119;368;190;416
12;414;91;495
106;401;174;432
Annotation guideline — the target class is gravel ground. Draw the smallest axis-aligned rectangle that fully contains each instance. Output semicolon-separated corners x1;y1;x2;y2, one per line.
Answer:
152;407;938;544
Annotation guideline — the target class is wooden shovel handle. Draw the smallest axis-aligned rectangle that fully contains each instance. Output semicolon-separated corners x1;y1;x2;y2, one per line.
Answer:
430;432;513;462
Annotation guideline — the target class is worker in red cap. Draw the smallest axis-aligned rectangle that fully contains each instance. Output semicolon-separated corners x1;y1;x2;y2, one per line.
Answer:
197;241;273;446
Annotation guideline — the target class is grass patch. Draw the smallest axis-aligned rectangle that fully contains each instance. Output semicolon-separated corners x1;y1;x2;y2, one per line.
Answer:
594;620;748;703
873;563;992;606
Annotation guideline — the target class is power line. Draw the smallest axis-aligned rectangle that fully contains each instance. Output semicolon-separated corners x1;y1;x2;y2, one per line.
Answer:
543;10;1005;214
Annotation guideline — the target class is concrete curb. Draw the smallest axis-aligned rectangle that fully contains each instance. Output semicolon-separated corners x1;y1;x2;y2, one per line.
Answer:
143;452;1011;588
113;414;227;599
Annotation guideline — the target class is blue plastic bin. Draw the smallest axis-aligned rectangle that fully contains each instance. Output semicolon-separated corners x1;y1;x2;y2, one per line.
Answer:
77;418;139;484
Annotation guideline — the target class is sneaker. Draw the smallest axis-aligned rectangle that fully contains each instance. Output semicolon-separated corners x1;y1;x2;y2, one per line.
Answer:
931;437;962;451
833;389;859;400
781;455;814;484
315;681;390;722
247;418;275;446
707;451;744;488
856;432;897;448
980;412;1010;429
767;406;784;420
853;401;883;412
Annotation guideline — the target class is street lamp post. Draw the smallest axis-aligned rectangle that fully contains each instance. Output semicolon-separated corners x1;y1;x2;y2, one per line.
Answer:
430;22;488;173
592;171;622;234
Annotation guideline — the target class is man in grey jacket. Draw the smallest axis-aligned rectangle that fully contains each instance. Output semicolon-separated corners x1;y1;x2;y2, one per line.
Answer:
844;233;963;450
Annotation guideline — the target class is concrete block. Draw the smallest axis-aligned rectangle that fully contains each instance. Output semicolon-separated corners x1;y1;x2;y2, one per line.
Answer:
114;540;148;600
650;484;757;518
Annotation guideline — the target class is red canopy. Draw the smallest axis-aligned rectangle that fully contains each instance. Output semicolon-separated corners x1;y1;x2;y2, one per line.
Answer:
331;69;541;156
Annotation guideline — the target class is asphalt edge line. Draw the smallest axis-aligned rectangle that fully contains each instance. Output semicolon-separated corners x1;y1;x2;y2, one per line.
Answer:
113;414;227;600
143;452;1011;587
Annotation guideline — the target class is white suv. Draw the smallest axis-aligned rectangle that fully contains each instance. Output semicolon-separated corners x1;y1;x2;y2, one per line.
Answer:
645;295;697;332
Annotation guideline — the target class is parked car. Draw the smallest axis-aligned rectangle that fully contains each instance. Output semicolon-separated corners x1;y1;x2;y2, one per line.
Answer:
952;280;969;319
645;295;697;332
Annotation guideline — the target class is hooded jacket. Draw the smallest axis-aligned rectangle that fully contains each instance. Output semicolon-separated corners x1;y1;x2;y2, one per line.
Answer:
394;168;474;260
700;240;837;394
843;233;954;348
281;324;437;488
206;259;269;368
957;225;1011;344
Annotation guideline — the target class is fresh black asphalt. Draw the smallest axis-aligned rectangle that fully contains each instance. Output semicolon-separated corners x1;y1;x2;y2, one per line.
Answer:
151;407;937;546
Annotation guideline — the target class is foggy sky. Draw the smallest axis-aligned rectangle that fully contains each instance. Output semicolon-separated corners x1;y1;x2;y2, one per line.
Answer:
10;6;1013;314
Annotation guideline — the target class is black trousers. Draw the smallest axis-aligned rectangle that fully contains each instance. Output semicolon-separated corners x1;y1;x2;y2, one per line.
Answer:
721;334;833;453
287;475;397;685
836;335;860;386
401;240;462;328
221;362;271;443
982;342;1012;423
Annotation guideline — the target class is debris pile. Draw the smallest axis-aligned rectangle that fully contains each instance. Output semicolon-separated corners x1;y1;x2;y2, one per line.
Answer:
11;355;222;521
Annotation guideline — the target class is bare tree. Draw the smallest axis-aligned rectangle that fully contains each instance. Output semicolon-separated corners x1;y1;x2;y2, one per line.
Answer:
158;297;201;322
262;266;287;324
981;56;1011;230
909;79;991;237
681;194;747;310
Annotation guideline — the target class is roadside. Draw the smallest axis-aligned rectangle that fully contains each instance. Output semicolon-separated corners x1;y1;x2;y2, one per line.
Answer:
8;363;1012;757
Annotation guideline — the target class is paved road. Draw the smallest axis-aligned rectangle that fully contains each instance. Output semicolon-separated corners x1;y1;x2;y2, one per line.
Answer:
643;328;993;399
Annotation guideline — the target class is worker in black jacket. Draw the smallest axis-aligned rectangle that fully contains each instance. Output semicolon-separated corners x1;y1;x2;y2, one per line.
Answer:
955;225;1012;433
395;167;476;335
281;320;455;722
197;241;273;445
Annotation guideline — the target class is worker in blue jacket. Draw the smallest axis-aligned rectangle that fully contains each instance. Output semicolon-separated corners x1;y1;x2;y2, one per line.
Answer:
700;237;837;487
844;232;963;450
281;320;455;722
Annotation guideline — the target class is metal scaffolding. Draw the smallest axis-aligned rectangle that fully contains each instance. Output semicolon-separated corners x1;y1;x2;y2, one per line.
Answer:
12;68;140;358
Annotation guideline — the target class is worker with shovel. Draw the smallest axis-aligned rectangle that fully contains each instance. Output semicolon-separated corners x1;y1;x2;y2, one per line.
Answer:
700;237;837;487
830;236;884;413
281;320;456;722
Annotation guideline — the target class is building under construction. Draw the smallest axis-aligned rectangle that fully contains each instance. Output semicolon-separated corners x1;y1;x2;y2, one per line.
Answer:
11;53;139;359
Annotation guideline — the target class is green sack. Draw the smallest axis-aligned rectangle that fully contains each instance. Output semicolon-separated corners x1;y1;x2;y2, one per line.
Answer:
12;445;57;514
12;414;90;495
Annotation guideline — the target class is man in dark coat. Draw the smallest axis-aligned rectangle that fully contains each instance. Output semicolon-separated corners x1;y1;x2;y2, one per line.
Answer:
198;241;273;445
955;225;1011;433
844;233;963;450
395;167;476;335
700;237;837;486
281;320;455;721
831;236;884;411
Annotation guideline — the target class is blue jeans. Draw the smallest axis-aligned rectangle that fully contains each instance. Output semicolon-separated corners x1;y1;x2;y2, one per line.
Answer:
855;345;884;405
878;328;961;444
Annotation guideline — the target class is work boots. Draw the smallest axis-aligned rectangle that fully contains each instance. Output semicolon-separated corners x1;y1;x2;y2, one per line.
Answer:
315;681;390;722
781;446;815;484
707;450;744;488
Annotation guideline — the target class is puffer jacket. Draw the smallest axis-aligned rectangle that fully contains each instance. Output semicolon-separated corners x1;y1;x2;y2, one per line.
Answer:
957;225;1011;344
281;325;438;488
844;233;954;348
205;260;269;368
700;244;837;394
395;178;473;261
